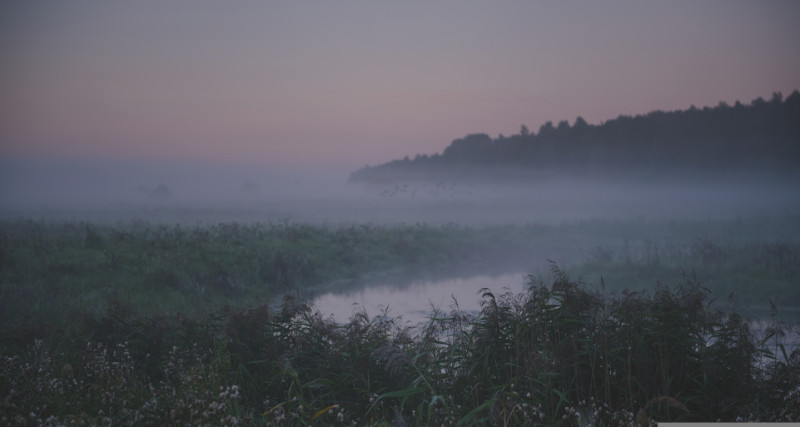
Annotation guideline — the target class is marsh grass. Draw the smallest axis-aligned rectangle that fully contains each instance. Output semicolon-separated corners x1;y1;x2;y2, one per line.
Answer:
2;216;798;334
1;217;800;424
0;219;540;331
574;234;800;306
3;266;798;425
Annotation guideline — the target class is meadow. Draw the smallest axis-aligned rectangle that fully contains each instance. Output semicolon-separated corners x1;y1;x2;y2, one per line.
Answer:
1;215;799;425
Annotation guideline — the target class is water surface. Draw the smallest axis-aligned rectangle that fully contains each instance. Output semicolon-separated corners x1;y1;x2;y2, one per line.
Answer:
313;272;527;326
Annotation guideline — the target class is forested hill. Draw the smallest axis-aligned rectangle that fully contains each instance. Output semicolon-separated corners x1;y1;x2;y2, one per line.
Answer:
350;91;800;182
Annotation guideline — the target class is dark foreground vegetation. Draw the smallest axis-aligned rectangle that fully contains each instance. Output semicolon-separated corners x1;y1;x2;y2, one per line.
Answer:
1;268;798;425
351;90;800;182
1;217;799;424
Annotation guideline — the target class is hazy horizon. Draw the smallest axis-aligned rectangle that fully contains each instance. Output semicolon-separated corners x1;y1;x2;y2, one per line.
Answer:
3;1;800;169
2;1;800;225
2;153;798;227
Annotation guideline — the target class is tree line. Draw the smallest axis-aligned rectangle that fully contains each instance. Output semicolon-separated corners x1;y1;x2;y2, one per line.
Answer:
350;90;800;181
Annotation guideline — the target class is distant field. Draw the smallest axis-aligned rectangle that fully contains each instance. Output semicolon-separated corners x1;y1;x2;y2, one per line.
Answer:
2;215;799;334
2;215;798;320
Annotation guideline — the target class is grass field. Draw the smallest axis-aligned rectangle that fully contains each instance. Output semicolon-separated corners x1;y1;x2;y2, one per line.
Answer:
1;215;799;424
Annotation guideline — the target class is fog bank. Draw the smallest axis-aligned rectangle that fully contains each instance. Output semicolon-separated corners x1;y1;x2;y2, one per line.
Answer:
2;157;799;225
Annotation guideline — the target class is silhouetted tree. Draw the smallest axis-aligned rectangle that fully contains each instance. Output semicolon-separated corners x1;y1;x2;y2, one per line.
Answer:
349;90;800;182
442;133;493;163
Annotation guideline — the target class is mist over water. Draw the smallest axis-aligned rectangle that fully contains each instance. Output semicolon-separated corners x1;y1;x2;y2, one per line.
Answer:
313;272;527;326
2;156;799;226
4;156;800;319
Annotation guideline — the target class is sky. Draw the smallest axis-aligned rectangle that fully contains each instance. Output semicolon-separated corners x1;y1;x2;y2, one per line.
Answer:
2;0;799;170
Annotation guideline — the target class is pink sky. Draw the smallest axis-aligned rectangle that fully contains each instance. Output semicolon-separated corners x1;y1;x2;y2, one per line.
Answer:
2;1;799;169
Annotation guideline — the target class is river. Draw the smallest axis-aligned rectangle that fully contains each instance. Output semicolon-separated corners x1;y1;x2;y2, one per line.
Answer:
313;272;528;326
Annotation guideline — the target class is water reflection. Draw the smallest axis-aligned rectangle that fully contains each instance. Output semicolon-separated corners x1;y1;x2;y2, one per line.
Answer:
313;273;527;326
313;273;800;360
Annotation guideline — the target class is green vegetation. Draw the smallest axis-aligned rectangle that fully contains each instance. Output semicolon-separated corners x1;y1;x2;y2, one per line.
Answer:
571;236;800;307
351;90;800;181
0;219;539;331
1;216;799;424
2;267;798;425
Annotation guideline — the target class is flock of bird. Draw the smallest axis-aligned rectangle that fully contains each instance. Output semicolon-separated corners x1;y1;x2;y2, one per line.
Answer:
377;181;475;199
